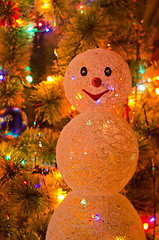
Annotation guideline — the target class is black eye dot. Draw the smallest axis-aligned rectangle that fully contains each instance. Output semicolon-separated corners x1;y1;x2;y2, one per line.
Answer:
80;67;87;76
104;67;112;77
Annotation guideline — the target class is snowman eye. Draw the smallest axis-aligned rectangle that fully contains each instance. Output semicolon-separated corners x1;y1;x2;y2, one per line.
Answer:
104;67;112;77
80;67;87;76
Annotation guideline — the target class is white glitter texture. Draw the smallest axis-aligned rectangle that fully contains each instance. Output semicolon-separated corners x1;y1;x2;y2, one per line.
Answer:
46;49;146;239
46;191;146;240
56;110;138;195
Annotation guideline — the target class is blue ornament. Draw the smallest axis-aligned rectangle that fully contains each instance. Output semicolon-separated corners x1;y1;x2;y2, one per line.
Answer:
0;106;27;138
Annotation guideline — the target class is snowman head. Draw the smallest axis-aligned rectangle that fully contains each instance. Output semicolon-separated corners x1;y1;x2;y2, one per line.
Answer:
64;48;132;112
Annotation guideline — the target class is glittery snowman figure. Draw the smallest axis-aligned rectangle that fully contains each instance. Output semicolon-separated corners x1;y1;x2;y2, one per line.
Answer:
46;49;146;239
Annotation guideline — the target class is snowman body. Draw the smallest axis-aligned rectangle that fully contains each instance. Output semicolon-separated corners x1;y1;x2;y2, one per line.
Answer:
46;49;146;239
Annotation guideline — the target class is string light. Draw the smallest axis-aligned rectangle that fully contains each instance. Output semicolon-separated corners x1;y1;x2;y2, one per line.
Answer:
25;66;31;71
23;180;28;185
143;222;149;231
138;84;145;91
21;160;25;165
38;22;43;27
0;74;4;81
45;27;50;32
53;17;56;31
35;184;40;189
26;75;33;83
5;155;10;160
150;217;155;222
79;5;84;13
155;88;159;95
47;76;53;81
27;26;32;32
58;194;65;201
44;3;48;8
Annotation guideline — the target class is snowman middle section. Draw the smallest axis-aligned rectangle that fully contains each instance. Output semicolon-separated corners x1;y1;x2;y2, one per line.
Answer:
56;110;138;196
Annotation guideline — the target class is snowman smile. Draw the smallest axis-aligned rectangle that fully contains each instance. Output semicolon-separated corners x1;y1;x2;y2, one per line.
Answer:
82;89;109;101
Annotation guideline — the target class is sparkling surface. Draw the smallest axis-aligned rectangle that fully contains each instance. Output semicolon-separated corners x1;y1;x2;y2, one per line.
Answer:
46;191;146;240
56;110;138;195
64;49;132;112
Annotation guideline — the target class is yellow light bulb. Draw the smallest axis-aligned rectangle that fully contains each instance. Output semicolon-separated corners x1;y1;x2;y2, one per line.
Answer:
155;88;159;95
143;223;149;230
47;76;53;81
58;194;64;201
147;78;151;82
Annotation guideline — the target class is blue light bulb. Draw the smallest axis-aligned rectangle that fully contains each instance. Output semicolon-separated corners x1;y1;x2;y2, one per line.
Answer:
45;27;50;32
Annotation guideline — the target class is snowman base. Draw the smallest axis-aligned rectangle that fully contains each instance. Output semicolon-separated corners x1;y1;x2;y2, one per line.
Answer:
46;191;146;240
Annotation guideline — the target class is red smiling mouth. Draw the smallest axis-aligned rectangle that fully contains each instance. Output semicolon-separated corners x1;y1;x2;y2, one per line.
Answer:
82;89;109;101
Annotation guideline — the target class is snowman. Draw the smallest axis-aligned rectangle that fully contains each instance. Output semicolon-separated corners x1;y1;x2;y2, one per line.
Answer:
46;49;146;239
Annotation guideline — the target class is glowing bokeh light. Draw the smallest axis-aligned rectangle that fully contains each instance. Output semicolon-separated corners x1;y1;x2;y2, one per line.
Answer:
138;85;145;91
58;194;65;201
45;27;50;32
143;223;149;231
150;217;155;222
38;22;43;27
27;27;32;32
0;74;4;81
47;76;53;81
26;75;33;83
155;88;159;95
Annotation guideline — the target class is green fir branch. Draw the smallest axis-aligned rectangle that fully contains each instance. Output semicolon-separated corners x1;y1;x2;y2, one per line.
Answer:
30;76;70;125
57;6;112;73
8;173;52;216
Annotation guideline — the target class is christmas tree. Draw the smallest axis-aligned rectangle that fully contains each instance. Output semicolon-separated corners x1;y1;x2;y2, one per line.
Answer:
0;0;159;239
